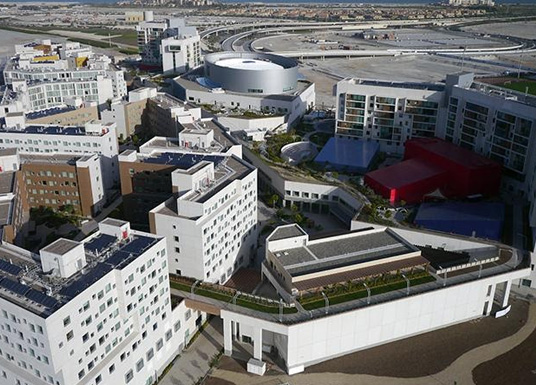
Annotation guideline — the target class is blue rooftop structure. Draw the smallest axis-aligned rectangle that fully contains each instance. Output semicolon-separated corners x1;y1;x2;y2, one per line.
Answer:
415;202;505;241
196;77;222;89
314;137;379;173
144;152;225;169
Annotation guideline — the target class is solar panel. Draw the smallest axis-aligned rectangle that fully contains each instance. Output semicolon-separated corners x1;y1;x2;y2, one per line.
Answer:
121;236;156;255
106;250;132;268
145;152;225;169
0;260;22;276
0;278;31;296
25;289;59;309
58;263;113;299
84;234;116;254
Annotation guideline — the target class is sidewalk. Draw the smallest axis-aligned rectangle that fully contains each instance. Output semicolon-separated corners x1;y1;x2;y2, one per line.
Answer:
159;317;224;385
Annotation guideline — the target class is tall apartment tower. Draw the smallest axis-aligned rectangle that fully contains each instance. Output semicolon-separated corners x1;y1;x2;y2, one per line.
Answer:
136;18;201;74
149;153;258;283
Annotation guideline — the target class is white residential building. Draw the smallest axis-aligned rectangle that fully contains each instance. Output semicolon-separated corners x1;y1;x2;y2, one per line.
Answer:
335;78;446;155
161;33;201;75
0;118;119;189
149;153;258;283
0;219;204;385
137;17;201;74
1;40;127;115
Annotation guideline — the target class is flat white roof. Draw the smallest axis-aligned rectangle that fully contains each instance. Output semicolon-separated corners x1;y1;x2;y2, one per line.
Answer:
214;58;283;71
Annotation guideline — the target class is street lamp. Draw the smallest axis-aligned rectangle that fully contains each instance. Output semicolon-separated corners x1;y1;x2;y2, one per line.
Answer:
401;273;410;296
363;282;371;305
321;291;329;315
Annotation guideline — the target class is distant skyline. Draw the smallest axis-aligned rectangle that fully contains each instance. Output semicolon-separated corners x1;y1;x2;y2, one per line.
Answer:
5;0;536;4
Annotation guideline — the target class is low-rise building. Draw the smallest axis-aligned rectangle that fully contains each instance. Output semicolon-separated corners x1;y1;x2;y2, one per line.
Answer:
212;223;529;375
100;89;201;139
25;105;99;127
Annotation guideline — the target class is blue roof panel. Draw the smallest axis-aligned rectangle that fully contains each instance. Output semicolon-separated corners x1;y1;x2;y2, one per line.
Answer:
314;137;379;173
0;277;31;296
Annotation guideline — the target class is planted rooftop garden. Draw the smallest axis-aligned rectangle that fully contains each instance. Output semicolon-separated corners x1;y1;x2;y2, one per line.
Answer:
170;275;298;314
297;269;436;311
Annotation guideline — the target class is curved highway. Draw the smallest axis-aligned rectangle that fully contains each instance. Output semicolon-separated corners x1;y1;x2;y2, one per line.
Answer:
203;17;536;60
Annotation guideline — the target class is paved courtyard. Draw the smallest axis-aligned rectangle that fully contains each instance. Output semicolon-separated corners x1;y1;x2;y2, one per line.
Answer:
160;317;223;385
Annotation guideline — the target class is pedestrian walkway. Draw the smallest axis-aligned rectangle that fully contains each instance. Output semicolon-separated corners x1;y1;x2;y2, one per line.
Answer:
159;317;223;385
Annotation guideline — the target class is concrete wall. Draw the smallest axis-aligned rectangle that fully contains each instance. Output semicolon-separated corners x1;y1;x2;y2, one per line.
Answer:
217;115;287;133
222;267;528;374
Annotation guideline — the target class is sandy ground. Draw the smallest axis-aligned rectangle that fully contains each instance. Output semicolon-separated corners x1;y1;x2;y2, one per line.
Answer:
204;298;533;385
463;21;536;40
299;53;510;107
473;311;536;385
0;30;60;56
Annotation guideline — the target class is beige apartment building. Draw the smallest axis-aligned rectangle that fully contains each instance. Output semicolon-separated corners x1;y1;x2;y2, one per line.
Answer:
19;153;105;217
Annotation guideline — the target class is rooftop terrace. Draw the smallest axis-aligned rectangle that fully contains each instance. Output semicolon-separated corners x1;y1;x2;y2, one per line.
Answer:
348;78;445;92
470;81;536;108
140;120;237;155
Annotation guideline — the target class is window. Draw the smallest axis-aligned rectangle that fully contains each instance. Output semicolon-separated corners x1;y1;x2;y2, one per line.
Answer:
156;338;163;351
66;330;74;341
125;369;133;383
136;358;144;372
146;348;154;361
108;364;115;374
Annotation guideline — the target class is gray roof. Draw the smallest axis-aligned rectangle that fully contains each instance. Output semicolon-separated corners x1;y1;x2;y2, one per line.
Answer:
0;201;12;226
274;229;416;277
0;172;15;195
268;224;307;241
101;218;128;227
0;149;18;156
42;239;80;255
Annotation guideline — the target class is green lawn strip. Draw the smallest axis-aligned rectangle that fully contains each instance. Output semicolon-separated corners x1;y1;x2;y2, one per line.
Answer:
170;281;192;292
501;81;536;96
300;275;436;311
170;281;297;314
